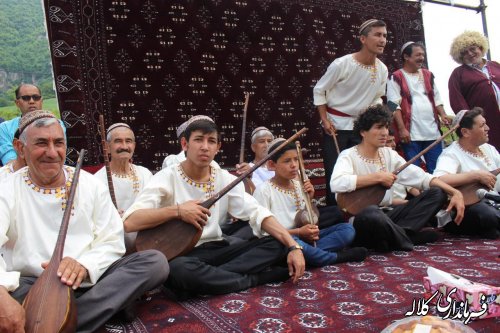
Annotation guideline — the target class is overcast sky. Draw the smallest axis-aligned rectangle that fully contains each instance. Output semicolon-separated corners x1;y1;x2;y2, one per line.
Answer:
420;0;499;114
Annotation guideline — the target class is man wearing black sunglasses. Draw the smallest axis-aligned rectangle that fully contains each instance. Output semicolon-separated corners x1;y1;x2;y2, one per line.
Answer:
0;84;65;165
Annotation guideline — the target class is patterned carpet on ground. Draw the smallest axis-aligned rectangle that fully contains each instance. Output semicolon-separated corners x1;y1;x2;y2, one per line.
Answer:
96;234;499;333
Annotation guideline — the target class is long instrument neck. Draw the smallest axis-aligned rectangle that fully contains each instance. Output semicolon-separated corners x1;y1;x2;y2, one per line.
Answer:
53;149;85;261
99;115;118;208
239;93;250;165
296;142;315;224
394;124;459;175
202;127;308;209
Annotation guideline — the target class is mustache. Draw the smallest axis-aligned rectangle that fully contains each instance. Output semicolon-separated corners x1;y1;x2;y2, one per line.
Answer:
116;149;131;154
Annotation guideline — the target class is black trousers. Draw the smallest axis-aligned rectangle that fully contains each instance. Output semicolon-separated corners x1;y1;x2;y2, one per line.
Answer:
353;187;447;252
323;130;361;206
221;219;255;240
444;199;500;239
317;205;345;229
166;236;287;296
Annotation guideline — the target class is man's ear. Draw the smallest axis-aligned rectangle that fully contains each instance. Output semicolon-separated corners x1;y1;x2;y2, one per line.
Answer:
180;137;188;151
216;142;221;153
267;160;276;171
250;142;257;154
359;34;366;46
15;139;25;159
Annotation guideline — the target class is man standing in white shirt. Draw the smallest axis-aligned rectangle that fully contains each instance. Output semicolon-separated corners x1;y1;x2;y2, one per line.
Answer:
387;42;450;173
313;19;388;205
0;111;168;333
434;108;499;239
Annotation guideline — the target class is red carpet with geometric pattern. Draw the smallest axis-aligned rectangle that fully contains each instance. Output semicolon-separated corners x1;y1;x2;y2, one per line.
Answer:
96;233;499;333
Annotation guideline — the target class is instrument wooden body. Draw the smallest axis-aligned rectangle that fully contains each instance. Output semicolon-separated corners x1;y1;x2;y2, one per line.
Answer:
23;149;86;333
239;93;256;194
457;168;500;206
99;115;117;208
337;125;458;215
135;128;308;260
293;141;320;228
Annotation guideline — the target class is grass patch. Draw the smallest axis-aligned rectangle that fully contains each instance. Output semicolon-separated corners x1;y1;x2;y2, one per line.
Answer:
0;98;60;121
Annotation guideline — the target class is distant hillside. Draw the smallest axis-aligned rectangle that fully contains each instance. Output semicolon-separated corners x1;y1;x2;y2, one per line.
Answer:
0;0;55;105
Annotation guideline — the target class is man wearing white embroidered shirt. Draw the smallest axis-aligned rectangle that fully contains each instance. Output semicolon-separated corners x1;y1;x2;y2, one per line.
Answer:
313;19;388;205
387;42;450;173
0;111;169;333
434;108;499;239
330;105;464;252
94;122;153;251
123;119;305;298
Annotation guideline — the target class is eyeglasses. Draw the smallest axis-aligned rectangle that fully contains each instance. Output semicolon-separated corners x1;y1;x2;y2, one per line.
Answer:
17;95;42;102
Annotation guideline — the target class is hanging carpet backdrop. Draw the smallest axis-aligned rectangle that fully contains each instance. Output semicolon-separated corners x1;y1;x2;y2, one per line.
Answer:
43;0;425;171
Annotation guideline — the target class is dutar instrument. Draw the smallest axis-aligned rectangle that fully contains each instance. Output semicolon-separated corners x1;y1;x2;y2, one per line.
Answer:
294;141;320;229
99;115;117;208
23;149;86;333
239;92;256;194
457;168;500;205
337;125;459;215
135;128;308;260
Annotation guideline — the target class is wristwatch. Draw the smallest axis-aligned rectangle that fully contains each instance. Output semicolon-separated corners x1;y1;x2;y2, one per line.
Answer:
288;244;304;253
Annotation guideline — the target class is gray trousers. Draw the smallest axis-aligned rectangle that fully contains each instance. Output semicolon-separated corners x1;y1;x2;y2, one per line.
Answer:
12;250;169;333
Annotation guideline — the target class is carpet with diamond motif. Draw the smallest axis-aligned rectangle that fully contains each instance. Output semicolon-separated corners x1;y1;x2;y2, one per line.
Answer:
96;234;499;333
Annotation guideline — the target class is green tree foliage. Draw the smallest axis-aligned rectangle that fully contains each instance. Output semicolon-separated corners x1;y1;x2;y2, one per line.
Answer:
0;0;52;78
0;0;57;110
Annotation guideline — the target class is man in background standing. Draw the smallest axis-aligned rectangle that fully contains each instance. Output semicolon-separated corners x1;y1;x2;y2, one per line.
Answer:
387;42;450;173
313;19;388;205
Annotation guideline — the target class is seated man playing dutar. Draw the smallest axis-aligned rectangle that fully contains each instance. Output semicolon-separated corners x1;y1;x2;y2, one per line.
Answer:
0;110;169;333
123;118;305;299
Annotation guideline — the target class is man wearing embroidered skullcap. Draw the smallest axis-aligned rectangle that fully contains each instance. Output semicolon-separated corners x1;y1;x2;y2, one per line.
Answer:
93;122;153;251
162;115;221;169
448;31;500;149
387;41;450;173
235;126;275;188
434;107;499;239
313;19;389;205
0;84;66;165
0;110;169;332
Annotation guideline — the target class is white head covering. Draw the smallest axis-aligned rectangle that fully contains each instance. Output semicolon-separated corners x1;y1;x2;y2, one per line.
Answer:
400;41;415;56
251;126;274;143
176;115;214;138
266;137;286;154
106;122;131;136
359;19;379;35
